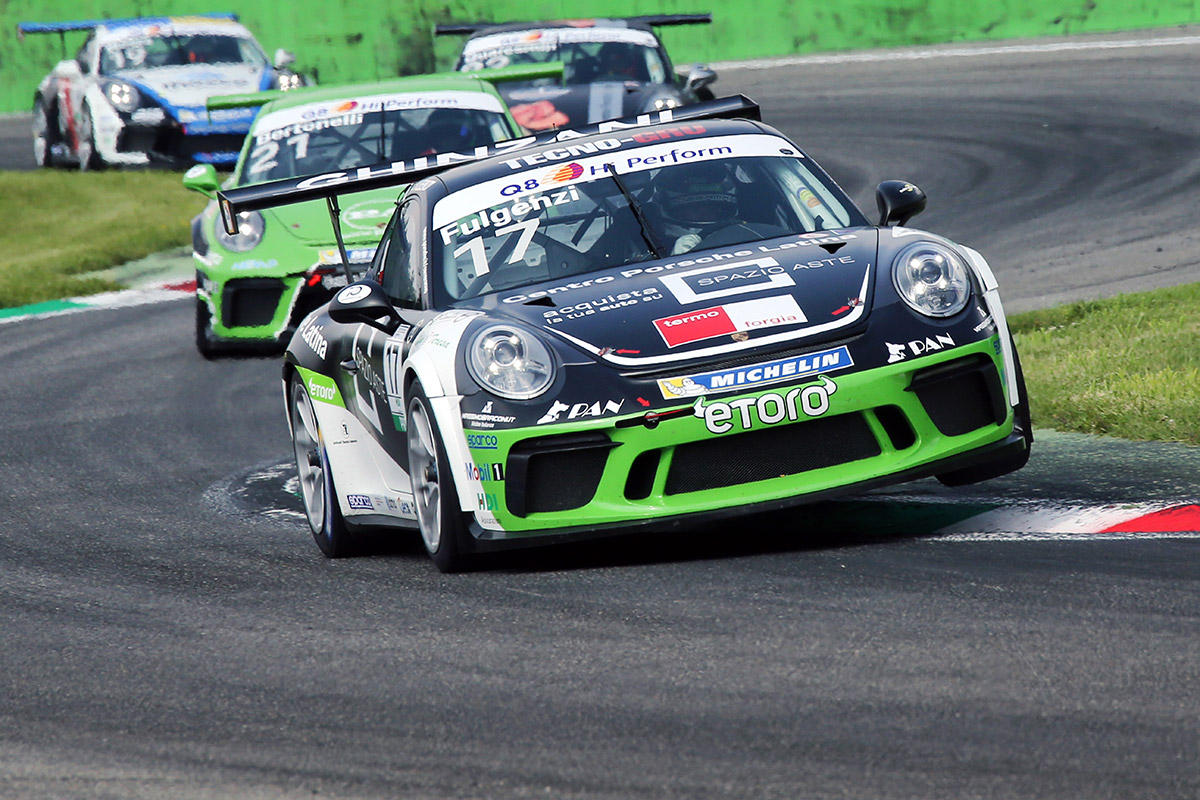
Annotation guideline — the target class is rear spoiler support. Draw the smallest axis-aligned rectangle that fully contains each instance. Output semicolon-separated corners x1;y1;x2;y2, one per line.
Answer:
326;195;354;282
218;93;760;237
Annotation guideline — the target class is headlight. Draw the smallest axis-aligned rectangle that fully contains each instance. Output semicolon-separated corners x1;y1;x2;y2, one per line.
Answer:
648;95;682;111
891;242;971;317
213;210;265;253
466;325;555;400
105;80;139;113
275;72;303;91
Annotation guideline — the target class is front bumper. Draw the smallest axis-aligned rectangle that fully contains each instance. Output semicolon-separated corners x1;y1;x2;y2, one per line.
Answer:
461;337;1020;539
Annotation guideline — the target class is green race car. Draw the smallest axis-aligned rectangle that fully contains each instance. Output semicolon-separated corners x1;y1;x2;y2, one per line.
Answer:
183;70;536;357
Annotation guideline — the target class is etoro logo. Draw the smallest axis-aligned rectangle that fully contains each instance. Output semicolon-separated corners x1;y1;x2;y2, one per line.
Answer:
692;377;838;435
306;376;337;403
653;296;807;348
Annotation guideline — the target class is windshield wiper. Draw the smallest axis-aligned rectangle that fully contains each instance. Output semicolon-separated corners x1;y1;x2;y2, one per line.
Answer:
604;163;665;259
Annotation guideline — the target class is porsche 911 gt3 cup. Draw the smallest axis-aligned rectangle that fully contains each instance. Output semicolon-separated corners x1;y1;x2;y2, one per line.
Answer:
217;97;1031;571
20;13;308;169
436;15;717;131
183;69;548;356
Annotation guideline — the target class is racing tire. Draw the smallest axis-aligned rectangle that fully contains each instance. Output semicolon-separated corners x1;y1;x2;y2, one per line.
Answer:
194;295;218;359
32;98;56;168
290;375;359;557
935;342;1033;487
406;383;473;572
76;105;103;172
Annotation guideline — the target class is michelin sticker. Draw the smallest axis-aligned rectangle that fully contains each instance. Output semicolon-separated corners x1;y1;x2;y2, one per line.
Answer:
658;345;852;399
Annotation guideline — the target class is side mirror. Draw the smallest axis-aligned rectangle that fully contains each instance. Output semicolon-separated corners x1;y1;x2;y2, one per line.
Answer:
328;280;402;333
274;49;296;69
182;163;221;199
682;65;717;95
875;180;927;227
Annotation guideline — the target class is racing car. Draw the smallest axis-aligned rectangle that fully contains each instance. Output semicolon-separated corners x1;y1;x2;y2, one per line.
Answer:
216;96;1032;571
435;15;717;131
20;13;308;169
183;69;543;357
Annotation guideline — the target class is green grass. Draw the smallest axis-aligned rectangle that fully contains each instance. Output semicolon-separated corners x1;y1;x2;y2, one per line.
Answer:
1011;283;1200;445
0;170;205;308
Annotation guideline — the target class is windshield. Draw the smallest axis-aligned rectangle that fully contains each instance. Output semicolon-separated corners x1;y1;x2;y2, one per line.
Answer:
461;29;669;86
100;34;266;73
242;93;512;184
431;133;866;305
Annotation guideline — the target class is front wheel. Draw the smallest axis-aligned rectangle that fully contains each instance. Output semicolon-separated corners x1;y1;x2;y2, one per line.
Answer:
194;295;217;359
76;105;102;171
407;384;473;572
32;98;55;167
290;375;358;557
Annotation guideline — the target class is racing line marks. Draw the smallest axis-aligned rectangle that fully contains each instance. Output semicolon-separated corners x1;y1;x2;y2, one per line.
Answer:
0;281;195;326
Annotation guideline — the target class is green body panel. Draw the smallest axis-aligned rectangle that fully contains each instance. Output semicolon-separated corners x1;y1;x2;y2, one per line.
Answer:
297;366;345;408
192;73;522;343
194;186;397;341
468;337;1015;534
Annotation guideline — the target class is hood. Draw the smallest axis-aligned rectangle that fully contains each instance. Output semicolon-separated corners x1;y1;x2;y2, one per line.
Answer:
478;228;879;367
263;188;399;248
501;83;671;131
120;64;265;131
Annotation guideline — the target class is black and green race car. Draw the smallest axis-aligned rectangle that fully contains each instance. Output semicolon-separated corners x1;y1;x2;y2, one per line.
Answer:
183;71;534;357
217;97;1031;571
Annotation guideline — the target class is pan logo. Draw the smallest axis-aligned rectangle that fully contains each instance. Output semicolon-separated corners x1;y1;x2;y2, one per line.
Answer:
886;334;956;363
537;398;623;424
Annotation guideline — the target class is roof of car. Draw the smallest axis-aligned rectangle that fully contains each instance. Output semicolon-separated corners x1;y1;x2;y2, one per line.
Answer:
434;115;773;194
97;15;252;39
254;74;507;117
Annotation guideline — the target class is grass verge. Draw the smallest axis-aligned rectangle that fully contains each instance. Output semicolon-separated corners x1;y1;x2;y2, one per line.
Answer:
1011;283;1200;445
0;170;205;308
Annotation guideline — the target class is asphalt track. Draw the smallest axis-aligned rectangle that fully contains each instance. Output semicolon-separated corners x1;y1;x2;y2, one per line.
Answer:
2;31;1199;799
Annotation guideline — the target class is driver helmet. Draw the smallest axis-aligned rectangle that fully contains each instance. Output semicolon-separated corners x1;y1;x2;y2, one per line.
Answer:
598;42;638;78
655;162;739;227
423;108;476;153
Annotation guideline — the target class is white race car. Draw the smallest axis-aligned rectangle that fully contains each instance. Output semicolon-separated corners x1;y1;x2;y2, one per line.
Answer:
20;13;309;169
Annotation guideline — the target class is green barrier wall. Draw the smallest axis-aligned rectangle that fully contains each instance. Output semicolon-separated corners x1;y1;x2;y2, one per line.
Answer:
3;0;1197;113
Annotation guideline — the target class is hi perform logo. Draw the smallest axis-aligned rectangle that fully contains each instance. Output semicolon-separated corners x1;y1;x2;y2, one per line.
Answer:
653;296;806;348
658;345;852;399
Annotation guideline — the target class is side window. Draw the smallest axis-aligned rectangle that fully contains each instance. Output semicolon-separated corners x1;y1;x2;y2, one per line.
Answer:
380;200;424;309
367;212;397;283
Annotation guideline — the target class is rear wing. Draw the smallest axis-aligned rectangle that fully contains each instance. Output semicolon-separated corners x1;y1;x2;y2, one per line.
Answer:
434;13;711;37
217;93;759;231
17;12;238;39
218;93;757;279
206;62;567;113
